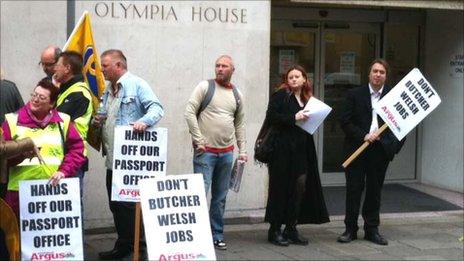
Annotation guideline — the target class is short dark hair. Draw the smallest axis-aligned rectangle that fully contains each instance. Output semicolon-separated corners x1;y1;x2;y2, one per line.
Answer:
36;77;59;104
59;51;83;75
101;49;127;68
368;58;389;76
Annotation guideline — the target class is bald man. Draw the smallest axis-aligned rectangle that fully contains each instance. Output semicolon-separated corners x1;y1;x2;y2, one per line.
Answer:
185;55;247;250
39;45;61;78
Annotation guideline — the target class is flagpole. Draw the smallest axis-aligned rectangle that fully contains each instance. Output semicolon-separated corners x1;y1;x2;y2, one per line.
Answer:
63;10;88;50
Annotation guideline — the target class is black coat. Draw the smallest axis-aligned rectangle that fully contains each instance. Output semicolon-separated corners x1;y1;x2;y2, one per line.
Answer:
264;89;330;225
339;85;405;161
0;79;24;124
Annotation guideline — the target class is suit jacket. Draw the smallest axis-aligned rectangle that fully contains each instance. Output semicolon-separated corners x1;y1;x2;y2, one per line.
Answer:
339;85;404;161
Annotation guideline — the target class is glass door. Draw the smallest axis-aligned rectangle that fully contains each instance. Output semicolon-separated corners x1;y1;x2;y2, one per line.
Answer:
270;20;417;185
318;22;380;184
270;21;319;94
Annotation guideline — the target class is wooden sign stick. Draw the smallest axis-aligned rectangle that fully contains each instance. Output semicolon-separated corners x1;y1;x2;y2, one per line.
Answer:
342;123;389;169
133;202;141;261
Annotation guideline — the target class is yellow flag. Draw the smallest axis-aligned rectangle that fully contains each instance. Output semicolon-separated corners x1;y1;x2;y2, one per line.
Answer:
63;11;105;112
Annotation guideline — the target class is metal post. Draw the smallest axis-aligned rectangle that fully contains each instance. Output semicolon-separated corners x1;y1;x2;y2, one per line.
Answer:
66;0;76;38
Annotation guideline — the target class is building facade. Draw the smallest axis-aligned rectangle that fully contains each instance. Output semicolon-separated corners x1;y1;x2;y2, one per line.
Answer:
1;0;462;229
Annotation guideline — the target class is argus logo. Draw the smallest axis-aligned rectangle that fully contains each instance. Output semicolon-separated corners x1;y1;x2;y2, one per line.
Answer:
119;188;140;197
158;252;206;261
381;106;401;131
83;45;99;97
30;252;74;260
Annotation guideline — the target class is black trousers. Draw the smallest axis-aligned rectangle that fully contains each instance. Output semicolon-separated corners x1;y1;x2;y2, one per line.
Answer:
0;229;9;261
344;142;390;233
106;169;145;251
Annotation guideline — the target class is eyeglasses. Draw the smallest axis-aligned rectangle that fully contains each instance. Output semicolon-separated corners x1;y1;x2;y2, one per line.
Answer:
30;92;49;102
38;61;57;67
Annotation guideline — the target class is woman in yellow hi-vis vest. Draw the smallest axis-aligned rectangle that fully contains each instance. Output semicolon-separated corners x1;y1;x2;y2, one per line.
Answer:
1;129;41;261
1;78;85;218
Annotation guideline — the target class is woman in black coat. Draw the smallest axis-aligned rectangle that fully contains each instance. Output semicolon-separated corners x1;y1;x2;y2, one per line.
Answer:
265;65;329;246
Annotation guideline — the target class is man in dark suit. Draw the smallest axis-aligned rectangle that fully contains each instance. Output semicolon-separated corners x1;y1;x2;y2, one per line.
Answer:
338;59;404;246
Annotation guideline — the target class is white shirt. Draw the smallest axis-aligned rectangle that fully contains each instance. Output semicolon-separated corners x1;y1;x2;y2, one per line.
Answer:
369;84;384;133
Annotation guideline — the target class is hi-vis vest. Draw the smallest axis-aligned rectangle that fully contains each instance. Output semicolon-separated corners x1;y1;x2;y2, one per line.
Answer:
5;112;70;191
56;81;92;156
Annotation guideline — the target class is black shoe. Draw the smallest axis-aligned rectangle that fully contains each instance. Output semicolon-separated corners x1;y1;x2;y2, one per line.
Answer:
337;230;358;243
213;240;227;250
364;232;388;245
98;248;131;260
283;227;308;245
268;228;289;246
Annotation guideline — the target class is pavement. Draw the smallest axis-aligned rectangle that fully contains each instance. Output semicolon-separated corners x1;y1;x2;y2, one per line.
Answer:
83;184;464;260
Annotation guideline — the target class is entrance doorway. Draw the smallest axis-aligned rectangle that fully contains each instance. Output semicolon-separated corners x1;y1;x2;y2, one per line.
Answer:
270;19;417;185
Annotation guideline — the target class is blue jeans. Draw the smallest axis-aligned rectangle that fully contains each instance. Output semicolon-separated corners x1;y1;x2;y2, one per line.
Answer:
193;151;233;241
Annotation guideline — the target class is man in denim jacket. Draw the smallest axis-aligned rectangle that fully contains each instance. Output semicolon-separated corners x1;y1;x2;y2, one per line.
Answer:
94;49;164;260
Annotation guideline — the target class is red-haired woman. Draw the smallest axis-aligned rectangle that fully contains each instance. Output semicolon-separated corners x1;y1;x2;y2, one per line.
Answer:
2;78;85;217
265;65;329;246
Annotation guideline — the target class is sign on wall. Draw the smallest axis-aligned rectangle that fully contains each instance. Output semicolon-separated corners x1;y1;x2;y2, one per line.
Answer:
19;178;83;260
449;53;463;78
139;174;216;261
112;126;167;202
374;68;441;140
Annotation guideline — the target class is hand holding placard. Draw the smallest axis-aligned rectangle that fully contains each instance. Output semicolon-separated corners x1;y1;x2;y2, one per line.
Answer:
342;68;441;168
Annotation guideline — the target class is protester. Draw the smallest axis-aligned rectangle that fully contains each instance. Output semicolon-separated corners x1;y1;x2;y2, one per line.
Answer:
264;65;329;247
338;58;404;246
1;69;25;199
39;45;61;79
54;51;93;201
1;78;85;218
184;55;247;250
0;130;39;261
1;70;24;124
93;49;164;260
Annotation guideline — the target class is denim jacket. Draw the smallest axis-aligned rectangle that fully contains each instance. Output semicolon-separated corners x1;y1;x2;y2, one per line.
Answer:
101;71;164;126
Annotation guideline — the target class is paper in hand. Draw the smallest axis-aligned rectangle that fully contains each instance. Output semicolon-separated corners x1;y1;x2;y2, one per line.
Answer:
229;159;245;193
296;96;332;134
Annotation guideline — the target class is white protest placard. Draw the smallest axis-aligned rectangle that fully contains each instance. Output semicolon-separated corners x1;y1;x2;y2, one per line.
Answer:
374;68;441;140
19;178;83;260
139;174;216;261
296;96;332;134
112;126;167;202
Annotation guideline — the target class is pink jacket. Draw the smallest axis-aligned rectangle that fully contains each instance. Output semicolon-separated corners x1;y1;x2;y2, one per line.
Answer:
2;105;85;177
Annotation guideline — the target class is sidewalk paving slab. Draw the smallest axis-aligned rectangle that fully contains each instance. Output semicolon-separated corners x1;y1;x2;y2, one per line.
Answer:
84;211;463;260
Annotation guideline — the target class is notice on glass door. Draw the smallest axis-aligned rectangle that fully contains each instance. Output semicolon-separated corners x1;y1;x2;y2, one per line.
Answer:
279;49;295;74
340;52;356;73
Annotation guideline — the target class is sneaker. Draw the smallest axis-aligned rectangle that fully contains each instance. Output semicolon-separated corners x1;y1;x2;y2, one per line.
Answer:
214;240;227;250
